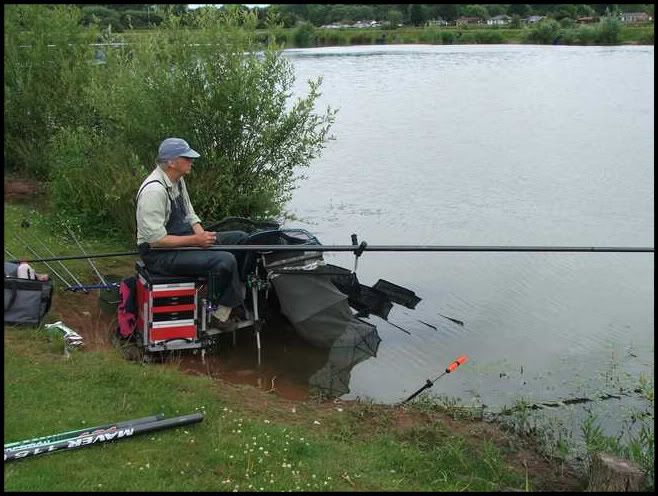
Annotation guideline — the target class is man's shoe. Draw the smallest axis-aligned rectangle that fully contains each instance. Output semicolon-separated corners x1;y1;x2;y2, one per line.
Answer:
230;305;248;321
211;316;238;332
212;305;232;322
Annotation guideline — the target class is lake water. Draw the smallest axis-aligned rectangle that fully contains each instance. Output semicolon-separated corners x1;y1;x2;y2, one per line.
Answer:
191;45;654;451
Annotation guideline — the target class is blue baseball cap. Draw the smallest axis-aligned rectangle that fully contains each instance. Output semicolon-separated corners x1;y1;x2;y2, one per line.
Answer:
157;137;201;161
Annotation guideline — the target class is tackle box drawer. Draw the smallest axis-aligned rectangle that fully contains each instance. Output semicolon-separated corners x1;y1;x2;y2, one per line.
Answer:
153;295;195;307
152;310;195;322
150;320;196;342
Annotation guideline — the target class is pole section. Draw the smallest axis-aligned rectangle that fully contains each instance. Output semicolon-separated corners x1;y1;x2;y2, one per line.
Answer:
4;413;204;462
4;414;165;451
6;244;654;264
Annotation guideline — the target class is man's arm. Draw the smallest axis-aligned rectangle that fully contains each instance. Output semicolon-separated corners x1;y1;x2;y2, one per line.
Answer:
192;222;205;235
151;230;216;249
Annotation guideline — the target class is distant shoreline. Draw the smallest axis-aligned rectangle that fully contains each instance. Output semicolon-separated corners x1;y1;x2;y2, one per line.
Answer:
119;25;654;48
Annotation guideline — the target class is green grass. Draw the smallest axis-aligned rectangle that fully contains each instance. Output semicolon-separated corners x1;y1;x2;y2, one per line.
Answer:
4;328;545;491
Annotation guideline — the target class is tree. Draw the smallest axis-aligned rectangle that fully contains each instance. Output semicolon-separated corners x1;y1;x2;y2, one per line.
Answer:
307;4;329;26
435;4;459;21
462;4;489;19
508;4;530;17
576;5;596;17
386;8;403;28
41;7;336;237
487;4;507;17
553;5;578;20
407;4;424;26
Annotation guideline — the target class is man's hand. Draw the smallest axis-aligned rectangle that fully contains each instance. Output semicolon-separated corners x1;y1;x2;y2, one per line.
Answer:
195;231;217;248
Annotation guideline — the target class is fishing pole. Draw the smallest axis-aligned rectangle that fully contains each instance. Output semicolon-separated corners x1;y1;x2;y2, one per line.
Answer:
20;220;88;291
4;248;18;261
11;232;73;287
401;355;469;405
4;412;204;462
65;225;108;285
7;243;654;264
4;414;165;451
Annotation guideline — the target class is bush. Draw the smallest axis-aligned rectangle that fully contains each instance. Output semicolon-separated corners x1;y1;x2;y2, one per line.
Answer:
638;30;654;45
293;21;315;48
440;30;456;44
595;17;621;45
4;5;99;178
473;30;504;44
419;26;442;44
560;28;581;45
576;25;598;45
348;31;373;45
69;9;334;238
523;19;561;44
315;29;348;47
47;127;146;239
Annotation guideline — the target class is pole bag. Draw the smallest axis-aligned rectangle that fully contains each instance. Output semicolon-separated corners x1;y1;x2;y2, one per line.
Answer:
4;264;53;326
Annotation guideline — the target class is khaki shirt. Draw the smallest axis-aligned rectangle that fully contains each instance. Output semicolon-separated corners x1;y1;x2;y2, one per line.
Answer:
136;166;201;246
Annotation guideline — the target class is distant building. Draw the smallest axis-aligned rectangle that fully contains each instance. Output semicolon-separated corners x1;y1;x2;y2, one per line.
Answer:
524;15;545;24
487;15;511;26
320;23;349;29
576;16;599;24
426;17;448;27
351;20;380;28
456;16;484;26
619;12;652;23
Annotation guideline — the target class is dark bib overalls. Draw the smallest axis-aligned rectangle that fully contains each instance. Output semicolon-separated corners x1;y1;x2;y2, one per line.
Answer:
137;179;247;308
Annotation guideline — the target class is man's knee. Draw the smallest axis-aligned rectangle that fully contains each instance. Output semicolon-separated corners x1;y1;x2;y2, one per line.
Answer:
209;251;238;273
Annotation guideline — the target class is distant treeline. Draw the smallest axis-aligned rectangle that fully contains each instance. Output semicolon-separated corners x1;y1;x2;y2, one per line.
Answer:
75;4;655;31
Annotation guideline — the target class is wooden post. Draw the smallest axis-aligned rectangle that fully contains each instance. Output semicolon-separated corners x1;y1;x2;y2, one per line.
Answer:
587;452;645;492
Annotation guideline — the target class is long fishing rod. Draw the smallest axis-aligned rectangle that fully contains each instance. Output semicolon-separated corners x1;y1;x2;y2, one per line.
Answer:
4;412;204;462
7;243;654;264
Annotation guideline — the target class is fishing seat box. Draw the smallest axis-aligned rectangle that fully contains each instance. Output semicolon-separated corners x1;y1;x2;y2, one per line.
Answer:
135;261;201;348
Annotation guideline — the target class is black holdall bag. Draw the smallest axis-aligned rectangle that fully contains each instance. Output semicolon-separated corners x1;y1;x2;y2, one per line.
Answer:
4;262;54;326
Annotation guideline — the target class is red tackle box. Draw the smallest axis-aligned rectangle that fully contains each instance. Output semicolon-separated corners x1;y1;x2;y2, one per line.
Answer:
135;261;200;348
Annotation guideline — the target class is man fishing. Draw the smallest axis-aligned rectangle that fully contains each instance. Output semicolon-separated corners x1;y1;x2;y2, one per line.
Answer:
136;137;247;328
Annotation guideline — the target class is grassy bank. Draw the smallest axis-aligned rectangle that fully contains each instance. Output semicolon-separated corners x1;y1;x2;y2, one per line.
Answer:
4;195;585;491
4;328;584;491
